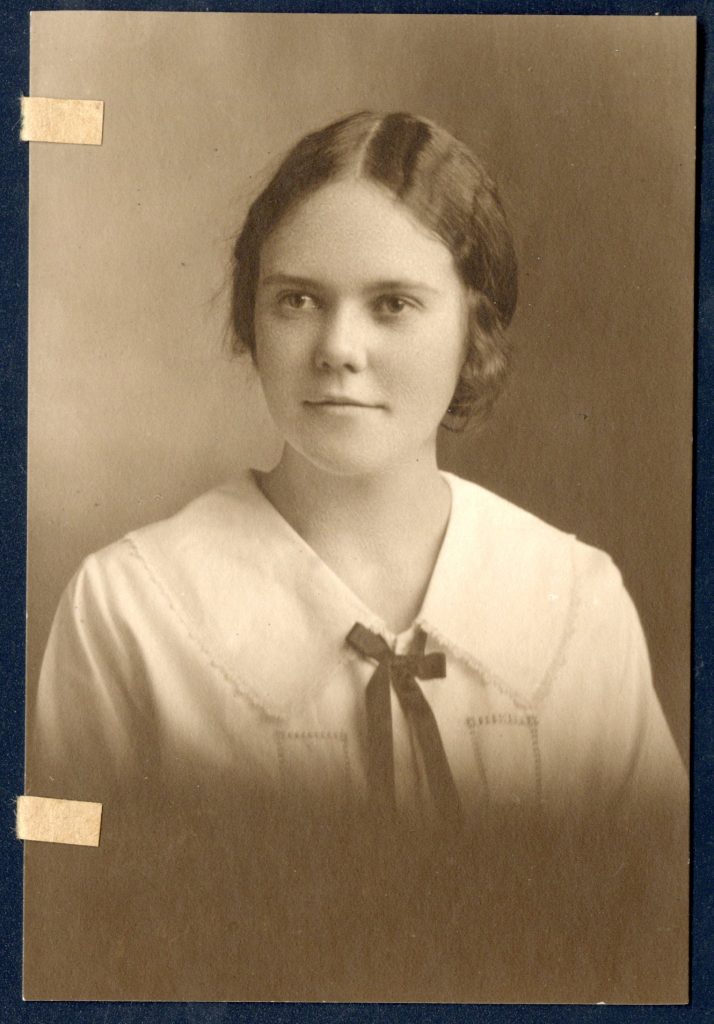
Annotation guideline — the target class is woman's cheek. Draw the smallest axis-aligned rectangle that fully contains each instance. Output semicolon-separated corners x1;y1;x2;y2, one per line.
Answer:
259;319;312;370
255;325;291;378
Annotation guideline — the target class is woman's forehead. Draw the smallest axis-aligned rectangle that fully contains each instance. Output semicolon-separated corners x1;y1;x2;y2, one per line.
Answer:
258;179;459;289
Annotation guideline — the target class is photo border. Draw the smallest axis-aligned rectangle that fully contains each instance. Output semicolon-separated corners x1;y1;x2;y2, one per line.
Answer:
1;1;710;1019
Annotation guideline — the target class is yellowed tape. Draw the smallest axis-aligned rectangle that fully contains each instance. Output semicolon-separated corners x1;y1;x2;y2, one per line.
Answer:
17;795;102;847
20;96;104;146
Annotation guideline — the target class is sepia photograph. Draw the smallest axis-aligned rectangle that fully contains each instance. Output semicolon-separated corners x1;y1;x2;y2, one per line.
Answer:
22;12;693;1003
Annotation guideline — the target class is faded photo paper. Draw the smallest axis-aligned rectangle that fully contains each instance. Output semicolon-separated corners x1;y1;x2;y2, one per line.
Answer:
24;12;693;1004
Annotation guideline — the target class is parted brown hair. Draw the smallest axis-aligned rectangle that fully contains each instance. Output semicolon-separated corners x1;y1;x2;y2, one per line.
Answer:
231;111;518;429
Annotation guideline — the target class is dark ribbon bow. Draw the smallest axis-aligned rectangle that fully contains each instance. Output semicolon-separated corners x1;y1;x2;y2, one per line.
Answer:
346;622;462;826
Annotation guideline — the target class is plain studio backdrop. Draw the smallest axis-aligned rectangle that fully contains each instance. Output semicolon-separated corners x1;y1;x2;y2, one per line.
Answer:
27;12;694;759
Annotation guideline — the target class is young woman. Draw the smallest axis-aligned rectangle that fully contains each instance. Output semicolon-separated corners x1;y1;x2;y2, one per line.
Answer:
26;112;687;1002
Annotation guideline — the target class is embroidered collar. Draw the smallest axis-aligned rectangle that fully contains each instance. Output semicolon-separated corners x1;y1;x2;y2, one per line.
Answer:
128;471;578;719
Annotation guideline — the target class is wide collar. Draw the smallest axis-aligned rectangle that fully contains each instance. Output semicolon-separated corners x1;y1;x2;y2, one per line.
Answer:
129;471;578;719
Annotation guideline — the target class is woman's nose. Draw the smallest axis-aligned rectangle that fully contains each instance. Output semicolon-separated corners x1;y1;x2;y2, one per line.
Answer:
313;307;368;373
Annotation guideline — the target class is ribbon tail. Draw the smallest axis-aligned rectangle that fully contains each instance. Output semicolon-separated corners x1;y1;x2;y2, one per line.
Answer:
397;679;462;828
365;661;396;820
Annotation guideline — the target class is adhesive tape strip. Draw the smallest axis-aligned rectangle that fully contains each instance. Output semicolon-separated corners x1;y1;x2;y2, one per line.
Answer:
20;97;104;146
17;795;102;847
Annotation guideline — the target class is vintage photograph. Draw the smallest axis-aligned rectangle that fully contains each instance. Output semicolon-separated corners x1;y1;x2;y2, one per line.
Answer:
23;12;693;1003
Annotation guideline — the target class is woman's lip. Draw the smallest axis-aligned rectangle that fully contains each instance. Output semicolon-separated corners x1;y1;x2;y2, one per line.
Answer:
304;399;380;408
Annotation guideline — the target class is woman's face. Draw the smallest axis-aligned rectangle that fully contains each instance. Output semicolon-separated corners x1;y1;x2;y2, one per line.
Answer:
254;179;468;478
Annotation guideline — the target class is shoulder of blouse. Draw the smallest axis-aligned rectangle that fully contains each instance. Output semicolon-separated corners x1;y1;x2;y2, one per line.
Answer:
419;473;633;709
64;477;382;718
73;477;265;580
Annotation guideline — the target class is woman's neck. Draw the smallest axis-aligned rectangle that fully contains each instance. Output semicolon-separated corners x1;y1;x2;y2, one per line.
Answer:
257;446;452;633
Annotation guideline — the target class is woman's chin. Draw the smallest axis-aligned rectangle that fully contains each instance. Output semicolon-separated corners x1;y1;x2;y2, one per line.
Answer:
284;435;410;480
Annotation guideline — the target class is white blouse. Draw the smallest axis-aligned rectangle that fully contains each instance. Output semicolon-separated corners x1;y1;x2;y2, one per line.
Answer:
25;470;689;1001
31;469;686;825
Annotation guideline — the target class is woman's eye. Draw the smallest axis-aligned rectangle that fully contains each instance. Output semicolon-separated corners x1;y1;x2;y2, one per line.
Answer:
375;295;415;317
278;292;318;312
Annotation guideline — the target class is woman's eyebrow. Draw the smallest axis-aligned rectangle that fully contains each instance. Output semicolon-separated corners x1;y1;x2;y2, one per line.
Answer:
260;273;441;295
365;279;441;296
259;273;321;289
